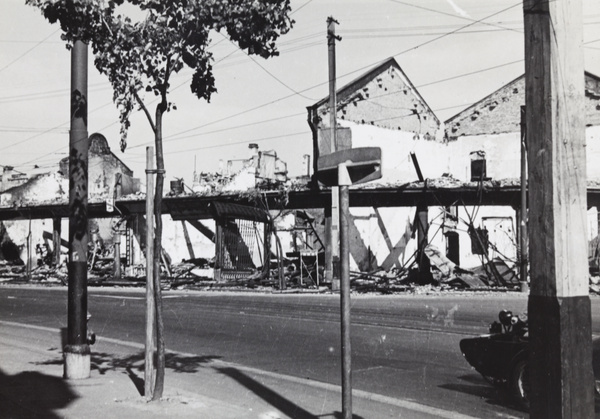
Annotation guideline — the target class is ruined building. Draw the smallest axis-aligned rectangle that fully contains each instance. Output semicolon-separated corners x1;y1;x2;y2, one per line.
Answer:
2;58;600;289
306;57;600;280
0;133;140;269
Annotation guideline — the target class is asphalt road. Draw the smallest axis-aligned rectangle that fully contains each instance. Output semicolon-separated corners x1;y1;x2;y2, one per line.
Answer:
2;286;599;418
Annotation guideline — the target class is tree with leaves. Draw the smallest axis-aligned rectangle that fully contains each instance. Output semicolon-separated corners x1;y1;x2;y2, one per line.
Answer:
27;0;294;400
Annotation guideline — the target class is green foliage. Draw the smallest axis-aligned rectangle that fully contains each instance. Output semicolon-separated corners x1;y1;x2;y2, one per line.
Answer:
26;0;294;151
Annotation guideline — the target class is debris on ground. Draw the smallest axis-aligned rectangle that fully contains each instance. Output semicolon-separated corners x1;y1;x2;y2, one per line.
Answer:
5;239;600;296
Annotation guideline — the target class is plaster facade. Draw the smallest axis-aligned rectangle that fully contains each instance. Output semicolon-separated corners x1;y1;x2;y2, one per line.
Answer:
0;133;140;266
307;58;600;274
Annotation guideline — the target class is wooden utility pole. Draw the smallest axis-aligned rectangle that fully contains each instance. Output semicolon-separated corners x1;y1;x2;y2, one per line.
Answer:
519;106;528;293
338;163;352;419
145;146;156;399
523;0;594;417
64;39;90;380
113;175;122;280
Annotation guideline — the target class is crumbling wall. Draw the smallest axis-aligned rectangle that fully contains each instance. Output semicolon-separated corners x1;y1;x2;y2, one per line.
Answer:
0;168;29;193
161;218;215;263
445;73;600;141
444;122;600;182
446;132;521;181
58;133;140;202
1;219;64;267
314;59;441;139
343;121;451;184
446;77;523;140
349;207;420;271
0;173;68;207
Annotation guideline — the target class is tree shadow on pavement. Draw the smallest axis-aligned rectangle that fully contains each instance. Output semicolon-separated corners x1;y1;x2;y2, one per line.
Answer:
216;367;365;419
0;367;77;418
90;351;220;375
35;351;221;397
95;351;222;396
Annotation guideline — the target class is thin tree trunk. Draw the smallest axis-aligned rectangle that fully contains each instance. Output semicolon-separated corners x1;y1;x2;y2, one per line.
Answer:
151;102;166;401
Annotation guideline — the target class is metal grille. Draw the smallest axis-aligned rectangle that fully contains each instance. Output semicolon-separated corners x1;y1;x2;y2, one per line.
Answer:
219;219;263;280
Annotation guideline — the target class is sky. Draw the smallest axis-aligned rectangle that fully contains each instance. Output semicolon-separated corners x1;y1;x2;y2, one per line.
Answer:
0;0;598;185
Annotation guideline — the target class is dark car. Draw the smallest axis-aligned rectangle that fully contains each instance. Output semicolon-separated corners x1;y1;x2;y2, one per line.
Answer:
460;310;600;408
459;310;529;404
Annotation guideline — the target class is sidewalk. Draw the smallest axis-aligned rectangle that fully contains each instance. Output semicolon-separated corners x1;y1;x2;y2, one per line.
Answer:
0;321;475;419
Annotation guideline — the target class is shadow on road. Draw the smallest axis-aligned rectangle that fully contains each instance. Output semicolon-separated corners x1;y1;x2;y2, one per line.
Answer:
443;337;600;415
440;374;528;414
216;367;365;419
217;367;318;419
0;367;77;418
444;373;600;415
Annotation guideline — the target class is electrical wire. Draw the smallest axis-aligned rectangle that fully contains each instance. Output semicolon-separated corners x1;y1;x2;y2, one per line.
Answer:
0;29;59;74
387;0;522;33
159;131;307;156
6;1;529;171
129;111;306;149
220;33;317;101
164;2;524;141
343;28;522;39
291;0;314;16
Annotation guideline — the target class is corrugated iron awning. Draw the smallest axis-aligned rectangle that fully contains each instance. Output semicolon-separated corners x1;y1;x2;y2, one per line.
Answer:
209;202;270;223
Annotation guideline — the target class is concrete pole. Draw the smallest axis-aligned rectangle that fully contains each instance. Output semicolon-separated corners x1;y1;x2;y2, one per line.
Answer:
145;146;156;399
523;0;593;416
64;40;90;379
327;17;341;291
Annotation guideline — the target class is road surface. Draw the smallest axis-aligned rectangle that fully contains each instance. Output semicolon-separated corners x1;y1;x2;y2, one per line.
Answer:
2;286;599;418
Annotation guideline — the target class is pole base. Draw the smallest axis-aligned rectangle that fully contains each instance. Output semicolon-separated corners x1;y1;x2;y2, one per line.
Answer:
331;279;340;291
519;281;529;294
528;295;594;418
64;344;91;379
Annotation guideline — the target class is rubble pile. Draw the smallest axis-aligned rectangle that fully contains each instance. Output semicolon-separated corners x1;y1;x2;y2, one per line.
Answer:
2;235;600;295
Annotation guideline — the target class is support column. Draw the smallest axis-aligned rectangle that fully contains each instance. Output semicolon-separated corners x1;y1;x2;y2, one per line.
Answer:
214;221;223;282
113;233;121;280
52;217;62;267
416;205;431;284
324;206;333;285
523;0;593;416
181;221;196;260
64;39;90;380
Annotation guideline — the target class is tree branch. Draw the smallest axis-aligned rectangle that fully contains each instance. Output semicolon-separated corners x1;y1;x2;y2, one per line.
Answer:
159;56;172;112
133;89;157;134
